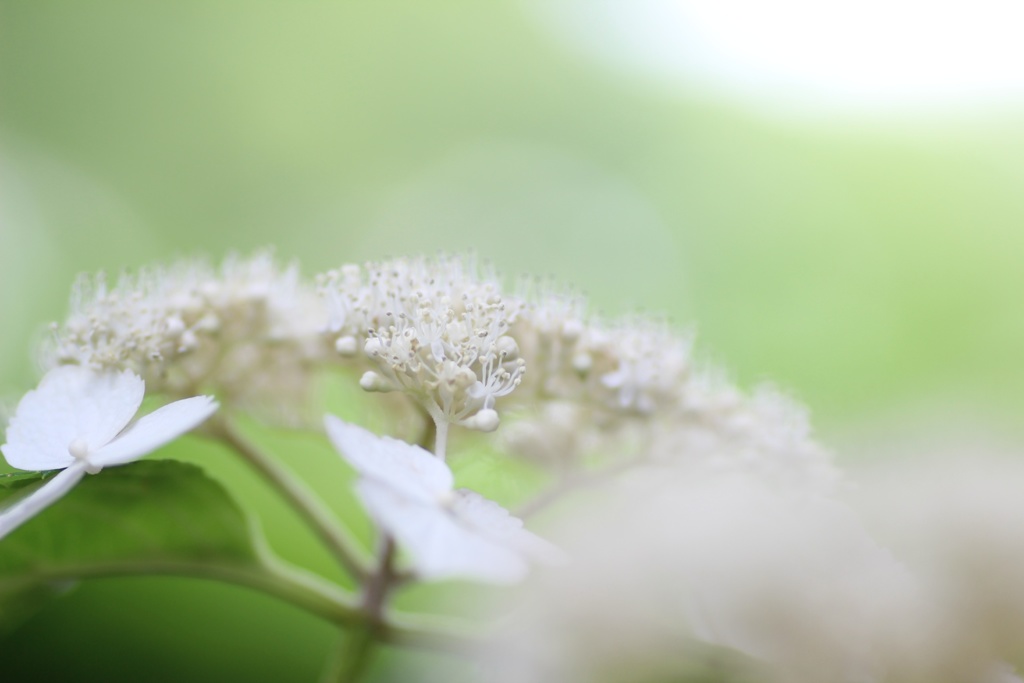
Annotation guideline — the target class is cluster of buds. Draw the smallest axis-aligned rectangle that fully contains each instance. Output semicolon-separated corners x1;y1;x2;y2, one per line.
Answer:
43;252;329;422
505;294;837;492
582;317;693;415
319;255;525;432
662;371;841;493
510;289;692;410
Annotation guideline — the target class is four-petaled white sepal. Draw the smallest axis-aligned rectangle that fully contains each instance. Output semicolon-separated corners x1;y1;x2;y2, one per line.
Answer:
0;365;218;541
325;415;563;585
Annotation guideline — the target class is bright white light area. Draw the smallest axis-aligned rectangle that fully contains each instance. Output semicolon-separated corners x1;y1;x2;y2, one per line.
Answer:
529;0;1024;110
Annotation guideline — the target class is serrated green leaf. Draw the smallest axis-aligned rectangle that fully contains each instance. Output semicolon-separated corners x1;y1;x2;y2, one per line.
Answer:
0;460;263;635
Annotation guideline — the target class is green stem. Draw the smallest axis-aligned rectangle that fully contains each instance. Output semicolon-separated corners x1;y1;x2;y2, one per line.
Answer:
2;558;361;626
3;558;480;654
322;628;377;683
328;536;397;682
207;416;369;581
361;537;397;617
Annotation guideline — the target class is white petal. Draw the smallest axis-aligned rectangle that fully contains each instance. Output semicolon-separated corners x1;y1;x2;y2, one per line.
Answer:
0;462;88;541
89;395;218;467
357;480;530;585
2;366;144;471
324;415;453;504
451;489;565;566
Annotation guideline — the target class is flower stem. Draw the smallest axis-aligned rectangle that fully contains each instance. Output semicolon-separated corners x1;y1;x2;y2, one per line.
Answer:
328;408;446;681
362;536;398;618
5;556;480;654
207;415;369;581
327;536;397;682
433;417;449;462
321;628;376;683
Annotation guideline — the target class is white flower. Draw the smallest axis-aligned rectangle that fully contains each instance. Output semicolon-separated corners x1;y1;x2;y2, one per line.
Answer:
44;251;327;423
318;255;526;431
656;373;841;494
590;318;693;415
491;469;949;683
324;415;560;584
0;365;218;541
511;281;692;417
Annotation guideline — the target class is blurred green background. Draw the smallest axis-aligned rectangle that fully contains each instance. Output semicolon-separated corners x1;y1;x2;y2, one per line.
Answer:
2;1;1024;680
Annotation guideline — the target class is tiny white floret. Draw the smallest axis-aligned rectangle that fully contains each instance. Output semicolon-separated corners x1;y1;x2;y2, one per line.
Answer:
0;365;218;541
324;414;561;584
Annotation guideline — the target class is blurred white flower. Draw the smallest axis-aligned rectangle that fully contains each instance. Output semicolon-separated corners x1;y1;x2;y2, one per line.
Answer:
591;318;692;415
44;251;327;423
0;365;217;541
501;401;594;468
511;285;692;418
324;415;560;584
657;375;842;494
487;466;1005;683
849;453;1024;673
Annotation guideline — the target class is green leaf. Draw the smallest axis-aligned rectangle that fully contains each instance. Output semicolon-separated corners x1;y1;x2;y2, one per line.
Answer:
0;460;263;636
0;470;50;487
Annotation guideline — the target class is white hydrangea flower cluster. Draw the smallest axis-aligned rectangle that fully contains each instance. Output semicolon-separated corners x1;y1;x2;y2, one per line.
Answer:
659;371;842;492
315;254;836;492
43;252;329;421
588;318;693;415
505;282;587;400
38;250;838;492
511;295;693;416
318;255;526;434
505;289;836;493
